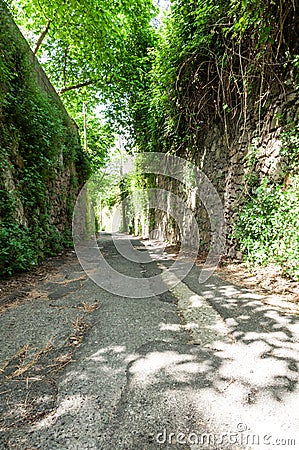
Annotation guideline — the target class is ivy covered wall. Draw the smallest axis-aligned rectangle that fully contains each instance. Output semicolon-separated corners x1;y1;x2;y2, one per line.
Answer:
0;3;90;276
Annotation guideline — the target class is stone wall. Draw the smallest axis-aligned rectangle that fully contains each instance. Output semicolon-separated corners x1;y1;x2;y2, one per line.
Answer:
0;3;90;274
152;87;299;256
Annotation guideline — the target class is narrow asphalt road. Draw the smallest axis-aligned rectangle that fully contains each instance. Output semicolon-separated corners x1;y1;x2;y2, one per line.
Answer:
0;233;299;449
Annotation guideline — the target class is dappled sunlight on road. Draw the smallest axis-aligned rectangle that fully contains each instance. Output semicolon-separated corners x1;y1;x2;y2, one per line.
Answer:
128;350;209;385
2;235;298;449
33;394;88;431
26;269;299;447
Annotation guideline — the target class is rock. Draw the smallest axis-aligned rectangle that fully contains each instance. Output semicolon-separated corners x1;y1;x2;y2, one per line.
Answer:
236;251;243;261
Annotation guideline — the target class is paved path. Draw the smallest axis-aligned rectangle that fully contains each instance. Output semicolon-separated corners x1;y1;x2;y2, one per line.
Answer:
0;234;299;449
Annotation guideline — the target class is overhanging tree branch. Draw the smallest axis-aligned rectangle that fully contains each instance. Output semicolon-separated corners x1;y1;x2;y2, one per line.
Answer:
34;20;51;55
58;80;96;94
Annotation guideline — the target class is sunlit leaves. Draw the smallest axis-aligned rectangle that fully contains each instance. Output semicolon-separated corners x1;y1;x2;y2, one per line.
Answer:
7;0;157;171
9;0;156;111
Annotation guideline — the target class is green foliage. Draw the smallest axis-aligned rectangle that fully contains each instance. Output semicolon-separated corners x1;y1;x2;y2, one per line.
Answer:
280;121;299;172
73;109;114;172
88;149;129;214
0;223;37;276
234;178;299;281
7;0;157;192
0;4;90;277
8;0;157;124
2;0;298;279
131;0;297;156
127;0;299;282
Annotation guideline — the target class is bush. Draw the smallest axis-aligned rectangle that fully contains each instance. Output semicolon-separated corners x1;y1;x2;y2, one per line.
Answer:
234;177;299;280
0;223;37;276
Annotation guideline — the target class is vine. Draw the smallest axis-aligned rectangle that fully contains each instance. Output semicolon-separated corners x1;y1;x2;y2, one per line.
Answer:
132;0;298;157
234;63;299;280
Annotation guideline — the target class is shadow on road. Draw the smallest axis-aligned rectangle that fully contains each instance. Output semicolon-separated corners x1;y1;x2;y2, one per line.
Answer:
0;235;298;449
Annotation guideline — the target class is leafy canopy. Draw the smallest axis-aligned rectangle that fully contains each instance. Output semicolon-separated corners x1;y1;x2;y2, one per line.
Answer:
8;0;157;165
10;0;156;96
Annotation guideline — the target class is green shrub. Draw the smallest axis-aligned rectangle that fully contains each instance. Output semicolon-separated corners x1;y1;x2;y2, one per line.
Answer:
234;177;299;280
0;223;37;276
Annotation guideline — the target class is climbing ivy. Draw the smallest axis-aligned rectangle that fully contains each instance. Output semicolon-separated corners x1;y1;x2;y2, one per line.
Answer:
0;4;91;276
129;0;297;157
